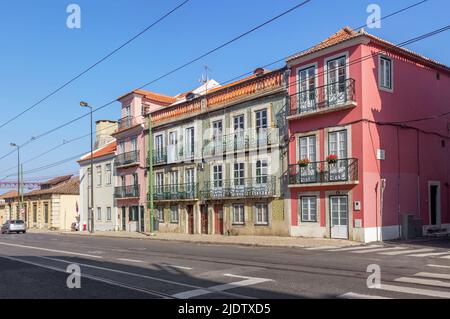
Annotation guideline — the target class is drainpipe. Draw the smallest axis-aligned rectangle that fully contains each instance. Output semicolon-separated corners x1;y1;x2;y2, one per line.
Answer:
148;115;154;233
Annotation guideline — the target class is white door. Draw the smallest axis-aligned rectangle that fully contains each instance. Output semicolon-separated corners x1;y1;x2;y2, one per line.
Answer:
327;56;347;105
298;136;317;183
330;196;349;239
328;130;348;181
298;66;316;112
233;115;245;151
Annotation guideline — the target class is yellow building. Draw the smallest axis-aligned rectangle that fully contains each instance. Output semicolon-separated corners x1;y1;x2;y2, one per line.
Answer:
0;191;18;225
8;175;80;231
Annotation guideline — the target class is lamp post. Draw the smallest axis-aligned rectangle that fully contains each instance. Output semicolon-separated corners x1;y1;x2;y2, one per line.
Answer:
10;143;21;220
80;101;94;233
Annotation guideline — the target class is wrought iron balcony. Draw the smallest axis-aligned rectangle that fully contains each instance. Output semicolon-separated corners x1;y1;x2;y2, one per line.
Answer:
117;116;139;131
200;176;277;200
203;129;279;156
288;158;359;186
147;150;167;166
288;79;356;118
115;185;140;199
116;150;140;167
151;183;198;201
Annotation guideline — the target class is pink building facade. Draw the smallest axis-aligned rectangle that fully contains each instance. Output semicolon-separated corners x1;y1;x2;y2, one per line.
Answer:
287;28;450;242
115;90;174;232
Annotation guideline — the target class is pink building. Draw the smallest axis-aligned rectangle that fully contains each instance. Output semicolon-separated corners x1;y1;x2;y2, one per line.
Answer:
287;27;450;242
114;90;175;232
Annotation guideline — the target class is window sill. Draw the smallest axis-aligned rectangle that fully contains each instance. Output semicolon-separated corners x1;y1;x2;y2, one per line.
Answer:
254;223;269;227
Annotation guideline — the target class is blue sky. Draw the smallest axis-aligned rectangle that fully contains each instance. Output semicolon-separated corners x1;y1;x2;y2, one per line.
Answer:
0;0;448;184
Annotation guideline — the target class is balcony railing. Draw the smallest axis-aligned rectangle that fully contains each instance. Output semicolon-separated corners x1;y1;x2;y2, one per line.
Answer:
117;116;139;131
116;150;140;167
288;79;356;117
151;183;198;201
147;149;167;166
115;185;140;199
288;159;358;185
200;177;277;199
203;129;279;156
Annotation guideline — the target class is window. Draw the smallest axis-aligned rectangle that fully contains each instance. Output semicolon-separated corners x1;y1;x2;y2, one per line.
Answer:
168;131;178;162
106;207;112;221
379;56;393;90
299;136;316;162
131;138;137;151
121;175;126;187
185;168;195;184
256;160;268;184
44;203;49;224
97;207;102;221
132;173;138;186
156;207;164;223
96;165;102;187
129;206;138;222
329;130;348;159
234;163;245;186
213;165;223;188
298;66;316;111
255;204;269;225
33;204;37;223
170;206;179;223
186;127;195;157
118;141;125;154
255;109;268;130
105;164;112;185
170;171;178;193
156;173;164;193
301;197;317;222
125;105;131;118
87;168;92;188
155;134;164;156
233;204;245;225
234;115;244;131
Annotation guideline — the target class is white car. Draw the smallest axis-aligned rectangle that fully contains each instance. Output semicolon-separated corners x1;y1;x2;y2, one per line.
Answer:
1;220;27;234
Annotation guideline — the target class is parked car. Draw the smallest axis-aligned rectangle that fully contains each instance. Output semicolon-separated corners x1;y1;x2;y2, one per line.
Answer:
71;222;79;232
1;220;26;234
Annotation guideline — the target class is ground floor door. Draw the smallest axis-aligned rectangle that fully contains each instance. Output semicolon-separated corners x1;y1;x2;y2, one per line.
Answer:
187;205;194;234
330;196;349;239
429;183;441;226
200;205;209;234
121;207;126;231
214;204;224;235
140;206;145;233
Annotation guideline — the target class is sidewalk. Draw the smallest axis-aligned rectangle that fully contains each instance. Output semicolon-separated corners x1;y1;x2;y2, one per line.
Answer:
28;229;360;249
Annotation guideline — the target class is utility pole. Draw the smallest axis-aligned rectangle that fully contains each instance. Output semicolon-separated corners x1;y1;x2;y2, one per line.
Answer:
80;101;94;233
148;114;154;233
10;143;21;220
20;164;24;220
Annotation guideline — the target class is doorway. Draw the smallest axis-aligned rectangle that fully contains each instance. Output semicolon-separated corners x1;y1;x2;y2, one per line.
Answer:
214;204;224;235
429;183;441;226
140;206;145;233
330;196;349;239
200;205;209;234
121;207;126;231
187;205;194;234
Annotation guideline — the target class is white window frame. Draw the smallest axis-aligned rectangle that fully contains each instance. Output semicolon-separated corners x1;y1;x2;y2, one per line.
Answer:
379;55;394;92
232;204;245;225
97;207;102;221
255;159;268;184
212;164;224;188
106;207;112;221
300;196;318;222
254;203;269;226
170;205;179;224
298;135;317;162
105;163;112;186
233;162;245;186
96;165;102;187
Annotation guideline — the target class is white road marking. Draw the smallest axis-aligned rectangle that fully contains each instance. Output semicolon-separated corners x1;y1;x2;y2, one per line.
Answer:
305;246;339;251
39;256;253;299
328;245;383;252
414;272;450;280
0;254;171;298
338;292;391;299
440;255;450;259
0;242;103;259
118;258;144;263
353;247;407;254
395;277;450;288
380;248;435;256
408;252;449;258
428;264;450;269
172;274;272;299
168;265;192;270
376;284;450;299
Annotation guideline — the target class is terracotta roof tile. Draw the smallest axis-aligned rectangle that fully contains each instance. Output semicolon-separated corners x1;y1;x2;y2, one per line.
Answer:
25;176;80;197
0;190;19;199
78;141;116;162
118;89;176;105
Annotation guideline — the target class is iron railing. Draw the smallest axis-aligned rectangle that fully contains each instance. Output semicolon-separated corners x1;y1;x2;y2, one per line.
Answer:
200;176;277;199
203;128;279;156
115;150;140;167
117;116;139;131
114;185;140;199
151;183;198;201
147;149;167;166
288;78;356;117
288;158;358;185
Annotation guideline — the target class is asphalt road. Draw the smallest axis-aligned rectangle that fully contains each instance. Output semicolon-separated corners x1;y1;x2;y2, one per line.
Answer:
0;232;449;299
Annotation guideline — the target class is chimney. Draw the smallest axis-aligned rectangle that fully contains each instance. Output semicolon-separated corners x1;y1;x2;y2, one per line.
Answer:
95;120;118;149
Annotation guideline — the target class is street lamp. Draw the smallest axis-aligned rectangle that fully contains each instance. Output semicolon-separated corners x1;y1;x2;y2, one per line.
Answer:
10;143;21;220
80;101;94;233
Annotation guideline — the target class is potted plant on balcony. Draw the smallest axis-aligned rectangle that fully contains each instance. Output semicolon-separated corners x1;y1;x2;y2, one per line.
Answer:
297;158;311;168
326;154;338;164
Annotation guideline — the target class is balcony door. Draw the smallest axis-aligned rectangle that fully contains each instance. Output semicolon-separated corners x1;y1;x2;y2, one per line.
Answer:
298;136;317;183
330;196;349;239
329;130;348;181
327;56;347;105
212;165;223;197
185;168;195;197
212;120;223;154
155;135;164;161
298;66;316;112
255;109;268;147
233;115;245;151
168;131;177;163
185;127;195;159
